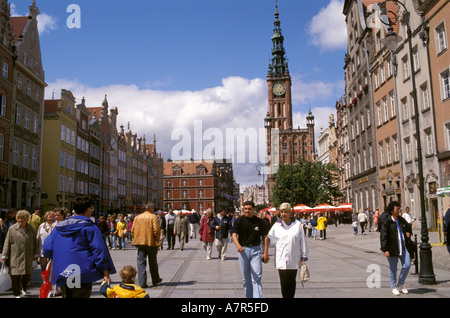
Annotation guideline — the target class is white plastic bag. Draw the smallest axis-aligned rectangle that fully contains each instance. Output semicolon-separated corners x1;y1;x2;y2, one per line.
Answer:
0;263;11;292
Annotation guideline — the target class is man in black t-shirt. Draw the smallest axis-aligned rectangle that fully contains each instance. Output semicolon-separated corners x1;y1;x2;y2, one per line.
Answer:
232;201;269;298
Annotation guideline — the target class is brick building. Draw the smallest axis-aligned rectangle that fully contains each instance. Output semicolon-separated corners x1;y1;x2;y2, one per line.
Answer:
163;159;234;214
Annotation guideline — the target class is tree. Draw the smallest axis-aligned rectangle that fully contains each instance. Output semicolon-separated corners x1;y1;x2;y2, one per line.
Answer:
270;158;342;208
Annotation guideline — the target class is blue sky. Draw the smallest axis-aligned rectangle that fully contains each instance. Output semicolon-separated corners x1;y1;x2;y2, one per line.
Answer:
12;0;347;189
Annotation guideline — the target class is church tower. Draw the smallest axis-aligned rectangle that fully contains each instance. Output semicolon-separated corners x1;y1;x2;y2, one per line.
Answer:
265;2;316;206
267;1;293;131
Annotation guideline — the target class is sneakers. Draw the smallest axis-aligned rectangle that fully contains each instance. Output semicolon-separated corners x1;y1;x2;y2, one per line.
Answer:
392;286;408;296
398;285;409;294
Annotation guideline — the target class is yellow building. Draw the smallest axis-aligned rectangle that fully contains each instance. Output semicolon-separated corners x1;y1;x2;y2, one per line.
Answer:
41;90;78;212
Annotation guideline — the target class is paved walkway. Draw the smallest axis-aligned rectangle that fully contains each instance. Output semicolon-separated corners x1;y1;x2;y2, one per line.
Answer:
1;223;449;299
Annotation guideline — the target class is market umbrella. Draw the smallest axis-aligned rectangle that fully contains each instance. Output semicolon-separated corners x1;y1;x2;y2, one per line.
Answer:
437;186;450;197
335;203;353;212
293;204;313;212
313;203;335;214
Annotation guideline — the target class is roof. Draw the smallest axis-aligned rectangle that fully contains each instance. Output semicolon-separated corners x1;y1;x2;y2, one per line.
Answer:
164;160;215;176
10;16;29;43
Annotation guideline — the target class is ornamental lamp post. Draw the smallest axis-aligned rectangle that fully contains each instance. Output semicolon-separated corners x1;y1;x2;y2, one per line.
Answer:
380;0;435;285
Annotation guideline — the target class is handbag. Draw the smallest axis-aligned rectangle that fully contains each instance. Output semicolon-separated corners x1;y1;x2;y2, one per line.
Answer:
299;261;310;287
0;263;11;292
39;261;53;298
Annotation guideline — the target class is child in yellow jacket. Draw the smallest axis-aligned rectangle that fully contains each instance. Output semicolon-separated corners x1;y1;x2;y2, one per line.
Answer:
100;265;149;298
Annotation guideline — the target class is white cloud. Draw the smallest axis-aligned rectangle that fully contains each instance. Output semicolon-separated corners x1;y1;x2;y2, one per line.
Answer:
37;13;58;35
307;0;347;51
46;76;338;189
291;75;345;105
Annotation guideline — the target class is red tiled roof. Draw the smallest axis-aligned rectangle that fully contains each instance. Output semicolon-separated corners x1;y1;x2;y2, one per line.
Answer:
164;160;214;176
10;17;29;43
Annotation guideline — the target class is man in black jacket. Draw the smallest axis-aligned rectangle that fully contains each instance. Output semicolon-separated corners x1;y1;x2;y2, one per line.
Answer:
212;209;232;260
380;201;412;296
188;210;200;239
444;205;450;254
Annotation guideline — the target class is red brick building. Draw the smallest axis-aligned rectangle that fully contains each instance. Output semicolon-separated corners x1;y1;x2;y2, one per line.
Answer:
163;159;234;214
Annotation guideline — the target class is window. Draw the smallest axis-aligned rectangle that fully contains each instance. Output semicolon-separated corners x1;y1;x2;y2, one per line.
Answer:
374;71;379;89
405;137;412;162
386;139;391;165
382;97;389;123
0;95;5;117
380;63;386;83
61;125;66;141
1;62;8;78
357;151;361;174
361;112;365;131
60;150;65;167
12;140;19;165
0;133;3;160
393;136;399;162
446;123;450;151
22;143;28;168
31;147;37;171
379;142;384;166
421;84;430;110
363;148;367;170
386;57;392;78
24;110;30;129
33;114;38;133
376;102;382;126
425;128;433;156
436;23;448;54
17;74;22;89
389;91;396;118
441;69;450;100
402;98;409;121
15;104;21;125
412;47;420;72
402;55;410;80
369;144;374;168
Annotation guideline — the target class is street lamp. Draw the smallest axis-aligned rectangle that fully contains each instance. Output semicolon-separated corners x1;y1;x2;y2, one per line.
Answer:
380;0;435;285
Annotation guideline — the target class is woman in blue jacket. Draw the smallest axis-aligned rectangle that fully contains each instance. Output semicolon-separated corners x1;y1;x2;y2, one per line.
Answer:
43;197;116;298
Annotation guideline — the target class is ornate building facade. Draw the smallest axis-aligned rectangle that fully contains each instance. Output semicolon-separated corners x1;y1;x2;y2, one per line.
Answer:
265;3;316;205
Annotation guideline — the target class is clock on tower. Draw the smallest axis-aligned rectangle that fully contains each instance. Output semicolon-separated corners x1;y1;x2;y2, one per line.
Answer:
272;82;286;96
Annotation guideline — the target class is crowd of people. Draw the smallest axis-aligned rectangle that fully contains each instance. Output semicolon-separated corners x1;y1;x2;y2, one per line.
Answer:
0;198;447;299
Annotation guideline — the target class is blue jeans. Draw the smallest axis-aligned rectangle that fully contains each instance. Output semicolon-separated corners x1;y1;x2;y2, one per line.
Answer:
109;234;116;248
387;251;411;289
118;236;125;249
238;246;263;298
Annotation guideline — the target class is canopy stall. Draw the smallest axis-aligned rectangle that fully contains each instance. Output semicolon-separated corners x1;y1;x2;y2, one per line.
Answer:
313;203;335;214
335;203;353;212
437;186;450;197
